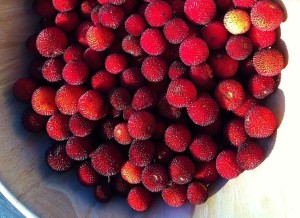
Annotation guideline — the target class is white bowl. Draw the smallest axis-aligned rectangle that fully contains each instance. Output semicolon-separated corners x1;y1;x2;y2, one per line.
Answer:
1;0;299;217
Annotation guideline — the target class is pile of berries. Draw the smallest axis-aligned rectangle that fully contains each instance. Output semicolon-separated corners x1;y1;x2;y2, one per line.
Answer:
13;0;285;212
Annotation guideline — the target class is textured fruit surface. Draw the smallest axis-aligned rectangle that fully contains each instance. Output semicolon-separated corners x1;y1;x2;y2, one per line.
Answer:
216;150;243;179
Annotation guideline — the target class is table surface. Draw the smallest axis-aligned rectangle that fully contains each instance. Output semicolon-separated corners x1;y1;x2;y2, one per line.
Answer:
0;192;23;218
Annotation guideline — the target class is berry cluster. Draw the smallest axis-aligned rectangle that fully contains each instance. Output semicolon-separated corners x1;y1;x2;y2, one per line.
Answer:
13;0;285;212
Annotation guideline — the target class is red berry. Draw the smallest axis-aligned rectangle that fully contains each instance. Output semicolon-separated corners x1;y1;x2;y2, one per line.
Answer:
162;183;187;207
195;160;219;183
226;35;253;61
114;122;133;145
208;52;239;78
168;61;187;80
66;136;95;161
248;26;276;49
77;161;102;186
98;4;125;29
76;21;93;47
179;37;209;66
189;63;214;88
90;142;124;176
237;141;264;170
94;183;113;203
155;141;174;165
13;77;38;103
109;87;131;111
129;140;155;167
80;0;98;18
145;1;172;27
140;28;167;56
216;150;243;179
184;0;216;25
187;182;208;205
120;67;145;90
122;106;135;121
187;94;220;126
91;70;116;92
166;78;197;108
251;0;283;31
55;84;86;115
62;60;89;85
91;5;101;24
214;79;245;111
224;118;250;147
98;118;118;140
233;0;257;8
83;48;105;71
189;134;217;162
55;11;80;32
32;86;57;116
69;113;96;137
169;155;195;185
21;107;48;133
46;142;75;172
127;186;153;212
46;113;71;141
86;25;115;51
125;13;147;36
33;0;56;18
164;124;191;152
36;27;68;58
42;58;63;82
232;95;258;118
78;90;107;121
121;161;143;184
105;53;128;74
163;18;189;44
122;35;143;57
248;74;276;99
201;21;229;50
142;163;169;192
52;0;77;12
245;106;277;138
132;86;156;111
141;56;168;82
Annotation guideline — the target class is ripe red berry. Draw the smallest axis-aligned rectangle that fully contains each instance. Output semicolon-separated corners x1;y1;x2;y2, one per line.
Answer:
132;86;156;111
201;21;229;50
162;183;187;207
195;160;219;183
245;106;277;138
237;141;264;170
179;37;209;66
120;67;145;90
208;52;239;78
76;21;93;47
86;25;115;51
216;150;243;179
46;113;71;141
91;70;116;92
141;56;168;82
114;122;133;145
121;161;143;184
42;58;64;82
166;78;197;108
189;134;217;162
145;1;172;27
226;35;253;60
66;136;95;161
46;142;75;172
233;0;257;8
224;118;250;147
129;140;155;167
184;0;216;25
77;161;102;186
55;11;80;32
168;61;187;80
163;18;189;44
62;60;89;85
155;141;175;165
90;142;124;176
140;28;167;56
142;163;169;192
122;35;143;57
36;27;68;58
69;113;96;137
52;0;77;12
98;4;125;29
164;124;191;152
127;186;153;212
187;94;220;126
248;27;276;49
83;48;105;71
32;86;58;116
109;87;131;111
105;53;128;74
248;74;276;99
232;95;258;117
13;77;38;103
125;13;147;36
21;107;48;133
55;84;86;115
214;79;246;111
169;155;195;185
187;182;208;205
78;90;107;121
80;0;98;18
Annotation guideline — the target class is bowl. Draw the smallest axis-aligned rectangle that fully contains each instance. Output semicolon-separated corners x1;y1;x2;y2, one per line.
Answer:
0;0;299;217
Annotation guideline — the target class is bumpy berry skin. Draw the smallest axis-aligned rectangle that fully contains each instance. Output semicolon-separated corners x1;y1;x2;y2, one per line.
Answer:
120;67;145;90
90;142;124;176
214;79;245;111
162;183;187;207
163;18;189;44
166;78;197;108
52;0;77;12
76;21;93;47
253;48;285;77
66;136;94;161
179;37;209;66
248;74;276;99
141;56;168;82
86;25;115;51
32;86;58;116
127;186;153;212
69;113;96;137
184;0;216;25
13;77;38;103
142;163;169;192
250;0;283;31
46;142;75;172
169;155;195;185
46;113;71;141
129;140;155;167
187;94;220;126
248;27;276;49
144;1;172;27
168;61;187;80
224;9;251;35
55;11;80;32
62;60;89;85
105;53;128;74
164;124;191;152
125;14;147;36
209;52;239;79
237;141;264;170
195;160;219;183
245;106;277;138
224;118;250;147
226;35;253;61
98;4;125;29
189;134;217;162
91;70;116;92
201;21;229;50
22;108;48;133
187;182;208;205
78;90;107;121
114;122;133;145
121;161;143;184
36;27;68;58
122;35;143;57
132;86;156;111
140;28;167;56
77;161;102;186
42;58;64;82
232;96;258;118
109;87;131;110
216;150;243;179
